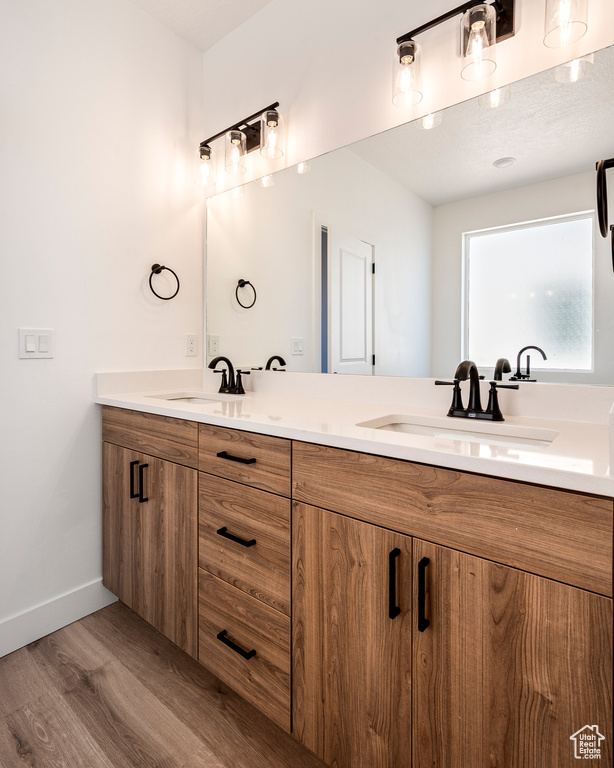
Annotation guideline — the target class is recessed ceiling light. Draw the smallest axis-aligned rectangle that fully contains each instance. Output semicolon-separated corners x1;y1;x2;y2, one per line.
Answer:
493;156;516;168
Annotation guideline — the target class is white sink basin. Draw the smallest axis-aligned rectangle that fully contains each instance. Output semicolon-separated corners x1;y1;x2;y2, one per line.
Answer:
146;391;225;405
356;414;558;452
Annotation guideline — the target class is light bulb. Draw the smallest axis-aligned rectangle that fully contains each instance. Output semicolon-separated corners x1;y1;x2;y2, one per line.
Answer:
225;130;247;175
198;146;215;188
544;0;588;48
260;110;284;160
392;41;423;107
461;4;496;81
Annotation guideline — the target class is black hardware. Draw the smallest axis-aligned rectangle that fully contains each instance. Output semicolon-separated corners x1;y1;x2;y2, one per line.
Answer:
493;357;511;381
216;451;257;465
417;557;430;632
138;463;148;503
129;460;139;499
214;369;229;392
388;548;401;619
397;0;515;47
372;263;376;274
209;356;236;393
235;279;257;309
435;378;464;414
485;381;520;421
200;102;279;155
234;369;250;395
596;158;614;239
510;345;547;382
216;629;256;660
149;264;180;301
265;355;287;370
217;526;256;548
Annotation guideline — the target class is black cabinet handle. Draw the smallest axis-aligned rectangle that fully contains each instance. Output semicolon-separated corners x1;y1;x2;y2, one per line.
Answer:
216;451;256;465
418;557;430;632
389;548;401;619
217;526;256;548
129;460;139;499
216;629;256;660
138;463;149;503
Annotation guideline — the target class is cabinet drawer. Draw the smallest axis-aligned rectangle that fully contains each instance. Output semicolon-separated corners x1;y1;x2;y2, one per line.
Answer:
199;474;291;615
292;442;613;596
102;406;199;469
198;569;290;732
199;424;291;497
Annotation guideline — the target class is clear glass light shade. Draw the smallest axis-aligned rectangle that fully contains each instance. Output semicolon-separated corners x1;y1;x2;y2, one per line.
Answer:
258;174;275;188
461;4;497;81
260;110;284;160
392;41;423;107
225;130;247;174
544;0;588;48
554;52;594;82
419;112;442;129
478;86;511;108
297;161;311;175
199;146;216;189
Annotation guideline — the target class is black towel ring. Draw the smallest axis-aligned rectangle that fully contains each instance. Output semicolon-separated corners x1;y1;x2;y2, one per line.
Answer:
149;263;180;301
235;279;257;309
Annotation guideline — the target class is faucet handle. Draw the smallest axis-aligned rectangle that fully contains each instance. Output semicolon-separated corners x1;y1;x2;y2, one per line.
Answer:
234;369;250;395
486;381;520;421
213;369;229;393
435;379;465;416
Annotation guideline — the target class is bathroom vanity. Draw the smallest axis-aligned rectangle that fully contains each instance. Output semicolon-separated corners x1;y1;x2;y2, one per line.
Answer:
98;378;613;768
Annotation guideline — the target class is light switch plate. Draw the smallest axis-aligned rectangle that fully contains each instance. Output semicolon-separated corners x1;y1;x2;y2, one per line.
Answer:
291;337;304;355
18;328;54;359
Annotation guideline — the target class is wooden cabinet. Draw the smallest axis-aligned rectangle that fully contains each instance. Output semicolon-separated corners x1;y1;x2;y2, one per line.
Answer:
413;539;612;768
197;424;292;731
293;442;613;768
293;503;412;768
102;410;198;658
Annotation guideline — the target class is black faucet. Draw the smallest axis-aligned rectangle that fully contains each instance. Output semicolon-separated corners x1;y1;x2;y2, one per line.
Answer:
510;346;547;382
208;356;235;393
436;360;518;420
493;357;511;381
265;355;287;370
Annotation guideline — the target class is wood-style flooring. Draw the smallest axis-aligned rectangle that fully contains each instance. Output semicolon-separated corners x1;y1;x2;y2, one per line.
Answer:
0;602;326;767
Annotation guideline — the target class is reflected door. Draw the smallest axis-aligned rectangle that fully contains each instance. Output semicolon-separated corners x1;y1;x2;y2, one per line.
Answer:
328;227;374;375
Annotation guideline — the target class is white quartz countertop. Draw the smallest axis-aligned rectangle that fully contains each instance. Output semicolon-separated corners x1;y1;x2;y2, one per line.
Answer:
96;385;613;497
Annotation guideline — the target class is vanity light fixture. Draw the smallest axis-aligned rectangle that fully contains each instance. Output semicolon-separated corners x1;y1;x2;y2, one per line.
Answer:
198;102;281;177
393;0;515;106
478;85;511;107
544;0;588;48
554;52;594;82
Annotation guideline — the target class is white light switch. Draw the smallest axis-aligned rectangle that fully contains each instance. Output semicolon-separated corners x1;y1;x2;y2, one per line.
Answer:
19;328;54;359
291;337;304;355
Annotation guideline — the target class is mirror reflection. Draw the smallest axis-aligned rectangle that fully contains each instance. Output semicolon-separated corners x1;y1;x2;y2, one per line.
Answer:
206;45;614;384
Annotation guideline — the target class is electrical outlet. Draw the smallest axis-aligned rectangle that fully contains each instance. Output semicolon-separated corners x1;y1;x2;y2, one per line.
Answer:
207;334;220;356
185;334;197;357
291;337;304;355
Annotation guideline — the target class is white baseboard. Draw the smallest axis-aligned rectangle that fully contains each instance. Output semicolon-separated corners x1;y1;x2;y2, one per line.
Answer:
0;579;118;658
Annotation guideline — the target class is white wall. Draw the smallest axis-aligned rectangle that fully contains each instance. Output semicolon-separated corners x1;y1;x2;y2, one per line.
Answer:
206;148;432;376
431;171;614;384
201;0;614;194
0;0;204;656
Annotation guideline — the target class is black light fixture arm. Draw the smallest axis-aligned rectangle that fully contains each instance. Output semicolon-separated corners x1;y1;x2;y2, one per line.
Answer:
200;102;279;152
396;0;514;46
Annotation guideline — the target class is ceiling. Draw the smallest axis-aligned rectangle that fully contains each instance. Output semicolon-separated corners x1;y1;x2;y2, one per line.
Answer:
126;0;275;51
350;45;614;206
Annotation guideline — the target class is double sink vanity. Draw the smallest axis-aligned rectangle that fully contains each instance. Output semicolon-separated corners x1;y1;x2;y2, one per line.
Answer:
96;370;613;768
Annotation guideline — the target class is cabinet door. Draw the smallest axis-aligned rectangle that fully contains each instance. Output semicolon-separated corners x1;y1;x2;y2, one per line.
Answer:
413;539;613;768
102;442;198;657
293;502;412;768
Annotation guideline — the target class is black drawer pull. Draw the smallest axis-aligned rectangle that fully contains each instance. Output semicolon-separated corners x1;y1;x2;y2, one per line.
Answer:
216;630;256;660
138;463;149;503
129;460;139;499
389;548;401;619
217;527;256;548
418;557;430;632
216;451;256;465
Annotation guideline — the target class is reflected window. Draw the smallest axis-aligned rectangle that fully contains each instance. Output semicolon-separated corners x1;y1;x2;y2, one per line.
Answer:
464;213;593;371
